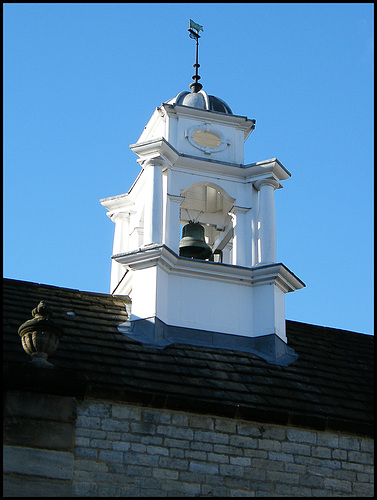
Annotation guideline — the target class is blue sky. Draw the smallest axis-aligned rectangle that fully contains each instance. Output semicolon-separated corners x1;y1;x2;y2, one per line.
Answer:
4;3;374;335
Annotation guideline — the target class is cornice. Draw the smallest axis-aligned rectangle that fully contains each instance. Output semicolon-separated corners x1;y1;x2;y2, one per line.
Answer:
112;245;305;291
129;138;290;184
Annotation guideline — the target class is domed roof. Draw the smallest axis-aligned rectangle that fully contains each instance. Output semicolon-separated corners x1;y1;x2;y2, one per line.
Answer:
165;90;233;115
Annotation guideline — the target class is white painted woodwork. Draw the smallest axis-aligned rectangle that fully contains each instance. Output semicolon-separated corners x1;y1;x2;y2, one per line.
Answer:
100;91;304;342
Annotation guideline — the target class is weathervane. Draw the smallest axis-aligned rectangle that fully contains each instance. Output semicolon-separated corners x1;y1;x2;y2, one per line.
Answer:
188;19;204;93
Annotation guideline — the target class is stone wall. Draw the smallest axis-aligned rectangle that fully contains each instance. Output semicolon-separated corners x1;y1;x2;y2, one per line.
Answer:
73;400;374;497
3;390;77;497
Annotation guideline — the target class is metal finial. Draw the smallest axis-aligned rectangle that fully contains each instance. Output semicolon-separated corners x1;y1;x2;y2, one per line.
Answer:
188;19;204;93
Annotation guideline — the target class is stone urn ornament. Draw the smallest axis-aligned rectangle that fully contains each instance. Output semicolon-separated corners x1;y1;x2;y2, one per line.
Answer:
18;301;63;367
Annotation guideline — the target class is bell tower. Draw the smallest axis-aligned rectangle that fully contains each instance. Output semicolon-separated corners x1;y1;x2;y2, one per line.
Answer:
100;21;304;364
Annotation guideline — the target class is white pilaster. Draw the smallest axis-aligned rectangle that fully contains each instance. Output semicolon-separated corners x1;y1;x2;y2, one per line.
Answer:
165;194;184;253
230;206;253;267
255;179;280;265
143;160;164;246
109;212;129;294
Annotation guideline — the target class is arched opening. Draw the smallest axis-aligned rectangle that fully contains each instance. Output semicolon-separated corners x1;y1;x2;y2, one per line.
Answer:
180;182;235;262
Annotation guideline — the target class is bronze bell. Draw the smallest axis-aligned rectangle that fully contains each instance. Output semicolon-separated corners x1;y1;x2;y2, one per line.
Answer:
179;222;212;260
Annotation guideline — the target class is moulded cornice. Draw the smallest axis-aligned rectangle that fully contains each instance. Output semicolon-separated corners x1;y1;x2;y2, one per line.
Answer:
130;138;179;167
100;192;133;211
113;245;305;291
130;138;290;185
243;158;291;183
161;103;256;139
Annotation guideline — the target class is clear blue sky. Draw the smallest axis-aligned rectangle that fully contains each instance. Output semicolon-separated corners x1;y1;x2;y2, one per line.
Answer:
4;3;374;335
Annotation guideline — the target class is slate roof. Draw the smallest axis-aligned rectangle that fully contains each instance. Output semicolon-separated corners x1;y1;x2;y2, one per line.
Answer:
3;278;374;437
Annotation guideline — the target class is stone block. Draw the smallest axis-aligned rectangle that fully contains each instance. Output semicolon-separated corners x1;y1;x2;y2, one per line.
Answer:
78;401;111;418
323;477;352;493
140;435;163;446
152;467;179;480
126;465;153;477
90;438;112;450
286;428;317;444
332;448;347;460
76;415;101;429
190;440;213;452
98;449;123;463
73;481;97;496
360;438;374;453
251;458;284;471
299;472;323;488
3;445;73;480
229;456;251;467
348;451;374;465
157;425;194;440
353;482;375;496
142;408;171;425
111;404;141;420
219;464;245;477
258;438;281;451
223;476;250;490
291;486;313;496
129;442;146;453
311;445;332;459
4;418;75;451
5;391;77;423
268;452;294;462
185;449;207;461
123;451;159;467
73;470;95;482
194;429;229;444
229;435;257;448
244;468;267;482
237;423;263;437
243;448;268;459
74;446;98;459
147;445;169;456
97;484;121;496
333;469;356;482
159;456;188;470
260;426;286;440
171;412;189;427
207;452;229;464
281;441;310;456
101;418;130;432
76;427;106;439
73;458;108;472
214;418;237;434
131;422;157;435
316;432;338;448
267;470;299;485
338;436;360;451
189;415;215;429
189;461;219;475
169;447;185;458
111;441;131;452
169;481;201;496
106;431;121;441
164;438;190;449
273;483;292;495
3;473;72;497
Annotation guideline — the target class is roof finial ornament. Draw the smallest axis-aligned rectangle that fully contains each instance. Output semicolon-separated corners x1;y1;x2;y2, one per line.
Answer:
188;19;203;93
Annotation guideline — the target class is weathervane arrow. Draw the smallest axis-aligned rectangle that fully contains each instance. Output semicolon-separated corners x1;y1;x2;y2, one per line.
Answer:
189;19;203;34
187;19;203;92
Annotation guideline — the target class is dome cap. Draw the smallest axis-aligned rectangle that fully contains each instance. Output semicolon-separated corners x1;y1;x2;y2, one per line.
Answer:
166;90;233;114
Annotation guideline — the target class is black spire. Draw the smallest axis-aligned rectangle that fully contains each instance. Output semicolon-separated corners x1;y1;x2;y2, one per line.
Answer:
188;19;204;93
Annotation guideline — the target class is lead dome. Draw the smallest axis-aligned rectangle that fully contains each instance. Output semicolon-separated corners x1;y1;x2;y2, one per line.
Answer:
165;90;233;114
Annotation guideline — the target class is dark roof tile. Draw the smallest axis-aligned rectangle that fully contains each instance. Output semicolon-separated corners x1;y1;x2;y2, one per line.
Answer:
3;278;374;436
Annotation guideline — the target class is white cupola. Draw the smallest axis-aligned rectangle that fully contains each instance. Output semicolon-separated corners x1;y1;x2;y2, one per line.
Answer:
100;21;304;364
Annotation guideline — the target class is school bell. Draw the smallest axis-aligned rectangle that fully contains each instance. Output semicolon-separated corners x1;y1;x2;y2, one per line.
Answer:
179;222;212;260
